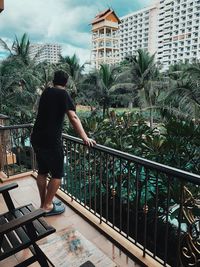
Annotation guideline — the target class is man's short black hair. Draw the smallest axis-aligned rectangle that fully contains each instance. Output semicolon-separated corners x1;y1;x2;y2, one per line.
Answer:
53;70;69;86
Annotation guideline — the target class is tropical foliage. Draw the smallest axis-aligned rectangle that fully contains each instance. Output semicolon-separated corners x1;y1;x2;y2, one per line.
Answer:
81;64;120;117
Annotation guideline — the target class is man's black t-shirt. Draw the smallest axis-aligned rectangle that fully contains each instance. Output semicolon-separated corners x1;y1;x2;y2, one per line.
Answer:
31;87;76;149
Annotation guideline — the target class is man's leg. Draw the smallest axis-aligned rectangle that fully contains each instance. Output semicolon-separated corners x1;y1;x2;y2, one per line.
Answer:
40;147;65;215
36;174;48;208
42;178;61;210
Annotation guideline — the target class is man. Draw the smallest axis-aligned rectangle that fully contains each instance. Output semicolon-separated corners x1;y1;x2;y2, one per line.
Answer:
31;70;96;216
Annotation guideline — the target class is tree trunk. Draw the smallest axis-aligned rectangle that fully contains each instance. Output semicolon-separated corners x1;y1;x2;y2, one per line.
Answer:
128;102;133;109
150;106;153;129
103;103;106;119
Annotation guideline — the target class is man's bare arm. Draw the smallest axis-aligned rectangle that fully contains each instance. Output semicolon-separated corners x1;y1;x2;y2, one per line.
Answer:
66;110;96;147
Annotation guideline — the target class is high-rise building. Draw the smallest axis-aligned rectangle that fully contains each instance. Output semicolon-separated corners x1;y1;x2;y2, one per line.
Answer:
157;0;200;70
29;43;62;64
91;8;121;69
119;5;159;61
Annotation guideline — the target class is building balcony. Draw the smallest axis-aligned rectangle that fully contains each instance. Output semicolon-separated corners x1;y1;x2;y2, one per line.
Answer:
1;124;200;267
92;34;119;41
92;20;119;31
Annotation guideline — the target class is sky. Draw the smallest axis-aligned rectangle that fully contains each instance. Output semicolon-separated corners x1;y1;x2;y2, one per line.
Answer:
0;0;153;64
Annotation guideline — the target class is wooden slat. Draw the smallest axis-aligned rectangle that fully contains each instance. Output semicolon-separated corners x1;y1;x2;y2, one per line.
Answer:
28;204;55;232
4;211;30;245
13;205;55;238
0;183;18;194
20;206;47;236
0;217;12;256
0;208;45;235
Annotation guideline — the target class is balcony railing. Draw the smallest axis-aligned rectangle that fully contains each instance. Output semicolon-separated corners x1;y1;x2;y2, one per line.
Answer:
0;124;34;177
1;124;200;267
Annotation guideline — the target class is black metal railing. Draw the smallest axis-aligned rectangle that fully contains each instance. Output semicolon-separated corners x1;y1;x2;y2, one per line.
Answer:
1;124;200;266
61;134;200;267
0;124;34;177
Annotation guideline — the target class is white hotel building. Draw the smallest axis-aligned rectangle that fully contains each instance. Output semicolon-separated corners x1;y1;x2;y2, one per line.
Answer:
157;0;200;69
29;43;62;64
97;0;200;70
119;5;159;61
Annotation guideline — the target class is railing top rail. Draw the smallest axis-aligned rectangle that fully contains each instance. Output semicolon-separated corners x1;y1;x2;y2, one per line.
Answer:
1;123;199;185
63;133;200;185
0;124;33;130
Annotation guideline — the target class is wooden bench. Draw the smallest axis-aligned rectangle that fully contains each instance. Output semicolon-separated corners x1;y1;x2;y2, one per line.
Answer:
0;182;56;266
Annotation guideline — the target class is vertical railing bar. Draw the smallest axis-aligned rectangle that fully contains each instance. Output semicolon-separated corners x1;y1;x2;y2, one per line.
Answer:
83;146;86;207
31;144;36;171
164;174;171;266
112;155;115;228
70;141;73;201
88;148;91;210
65;140;69;193
94;149;97;214
15;129;19;175
154;171;159;258
74;142;77;201
18;129;22;173
143;167;149;257
119;158;122;233
135;163;140;244
24;129;28;172
3;129;8;176
4;129;9;177
7;129;11;176
127;160;130;238
79;143;82;202
176;180;184;267
21;128;24;172
29;127;35;171
11;128;15;171
23;129;27;172
18;129;21;173
100;152;103;224
106;153;109;223
10;129;13;175
61;138;65;190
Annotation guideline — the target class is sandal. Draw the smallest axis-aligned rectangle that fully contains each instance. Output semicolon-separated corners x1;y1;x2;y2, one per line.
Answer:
44;203;65;217
53;199;62;205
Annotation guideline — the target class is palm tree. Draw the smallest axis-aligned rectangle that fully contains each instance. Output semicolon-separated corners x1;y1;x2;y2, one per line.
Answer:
163;63;200;121
113;49;162;128
0;34;43;124
187;62;200;80
0;57;39;124
83;64;120;118
0;33;31;65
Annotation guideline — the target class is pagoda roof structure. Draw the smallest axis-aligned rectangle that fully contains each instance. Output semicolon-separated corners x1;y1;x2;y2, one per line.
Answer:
91;8;121;25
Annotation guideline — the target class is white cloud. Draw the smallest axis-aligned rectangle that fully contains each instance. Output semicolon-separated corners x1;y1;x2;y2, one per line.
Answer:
0;0;151;63
0;0;99;63
0;0;96;44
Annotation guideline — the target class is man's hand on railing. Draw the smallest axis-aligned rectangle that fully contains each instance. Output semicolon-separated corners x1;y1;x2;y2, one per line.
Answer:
83;137;96;147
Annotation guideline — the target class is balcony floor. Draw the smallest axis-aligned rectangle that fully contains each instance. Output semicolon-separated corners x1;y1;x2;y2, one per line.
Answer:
0;176;141;267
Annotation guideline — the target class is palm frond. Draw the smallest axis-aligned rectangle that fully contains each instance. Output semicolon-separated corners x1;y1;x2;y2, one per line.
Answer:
0;38;12;55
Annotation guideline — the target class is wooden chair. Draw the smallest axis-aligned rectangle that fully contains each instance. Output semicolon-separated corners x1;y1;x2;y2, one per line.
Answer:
0;182;56;266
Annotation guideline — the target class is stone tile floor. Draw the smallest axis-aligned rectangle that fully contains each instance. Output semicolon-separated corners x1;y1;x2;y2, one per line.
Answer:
0;176;141;267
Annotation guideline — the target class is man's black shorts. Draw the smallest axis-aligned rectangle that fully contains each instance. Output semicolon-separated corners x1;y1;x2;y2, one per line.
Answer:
33;146;64;178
